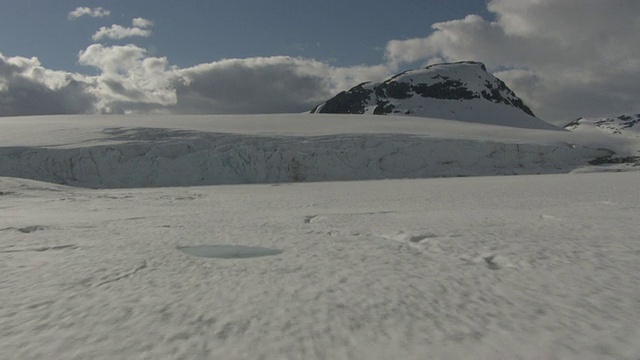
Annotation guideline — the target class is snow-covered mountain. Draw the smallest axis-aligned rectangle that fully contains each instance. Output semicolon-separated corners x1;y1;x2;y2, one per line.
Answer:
564;113;640;164
564;113;640;137
311;61;558;130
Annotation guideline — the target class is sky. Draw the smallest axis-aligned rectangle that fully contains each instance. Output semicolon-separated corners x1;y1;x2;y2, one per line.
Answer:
0;0;639;123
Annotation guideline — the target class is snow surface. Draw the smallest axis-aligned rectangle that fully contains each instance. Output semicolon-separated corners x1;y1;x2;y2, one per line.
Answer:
565;114;640;156
562;113;640;172
0;114;621;188
1;114;639;359
1;173;639;359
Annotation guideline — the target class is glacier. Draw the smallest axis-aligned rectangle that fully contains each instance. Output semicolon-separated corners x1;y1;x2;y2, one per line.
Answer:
0;114;615;188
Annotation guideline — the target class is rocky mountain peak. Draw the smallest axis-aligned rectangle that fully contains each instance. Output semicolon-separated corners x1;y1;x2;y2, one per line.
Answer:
311;61;558;130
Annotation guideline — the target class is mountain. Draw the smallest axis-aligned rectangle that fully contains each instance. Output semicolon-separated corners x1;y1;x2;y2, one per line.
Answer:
564;113;640;165
311;61;558;130
564;113;640;136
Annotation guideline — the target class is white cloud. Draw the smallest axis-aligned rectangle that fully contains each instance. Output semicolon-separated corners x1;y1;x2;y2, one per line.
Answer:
1;43;389;117
132;18;153;28
11;0;639;120
91;18;155;42
78;44;178;113
92;25;152;41
68;7;110;20
71;43;389;115
173;57;388;114
0;53;96;116
384;0;640;123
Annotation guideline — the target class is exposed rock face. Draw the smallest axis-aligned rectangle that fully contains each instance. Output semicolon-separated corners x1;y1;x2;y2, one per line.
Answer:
311;61;557;130
311;83;373;115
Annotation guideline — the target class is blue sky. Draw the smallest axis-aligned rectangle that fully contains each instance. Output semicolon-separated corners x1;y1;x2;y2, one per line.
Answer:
0;0;489;73
0;1;638;122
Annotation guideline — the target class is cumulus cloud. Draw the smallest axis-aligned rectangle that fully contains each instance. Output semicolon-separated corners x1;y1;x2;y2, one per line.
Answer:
92;25;152;41
78;44;178;113
173;57;388;114
1;43;389;117
384;0;640;123
72;43;388;115
0;53;96;116
132;18;153;28
5;1;640;121
92;18;154;41
68;7;110;20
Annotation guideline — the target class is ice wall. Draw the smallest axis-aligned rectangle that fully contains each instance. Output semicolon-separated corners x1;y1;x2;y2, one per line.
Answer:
0;127;611;188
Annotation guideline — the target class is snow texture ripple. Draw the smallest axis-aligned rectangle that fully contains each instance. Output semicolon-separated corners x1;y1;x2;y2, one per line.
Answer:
0;173;639;359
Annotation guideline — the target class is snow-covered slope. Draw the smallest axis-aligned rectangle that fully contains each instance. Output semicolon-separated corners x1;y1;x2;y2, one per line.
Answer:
564;113;640;165
1;172;639;359
1;114;639;359
564;113;640;137
0;114;612;188
311;61;558;130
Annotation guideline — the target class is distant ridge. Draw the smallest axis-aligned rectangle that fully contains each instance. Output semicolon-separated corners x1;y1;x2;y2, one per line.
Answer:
311;61;559;130
564;113;640;165
564;113;640;136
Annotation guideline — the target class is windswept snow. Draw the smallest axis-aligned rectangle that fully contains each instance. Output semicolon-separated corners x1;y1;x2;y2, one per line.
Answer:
0;173;639;359
1;114;639;359
0;114;616;188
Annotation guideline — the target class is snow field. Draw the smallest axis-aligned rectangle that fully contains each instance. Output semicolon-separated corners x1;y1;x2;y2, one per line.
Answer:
1;173;639;359
0;114;639;359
